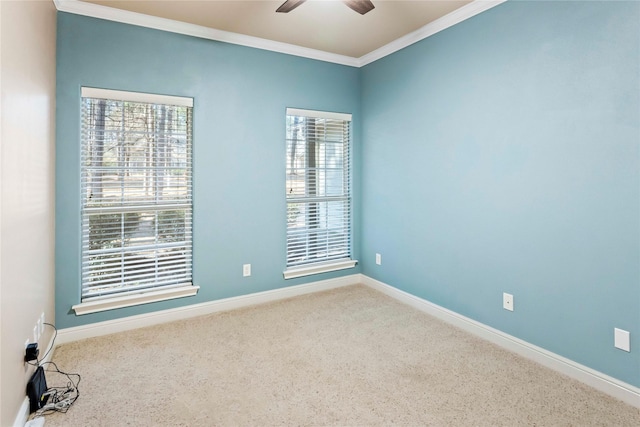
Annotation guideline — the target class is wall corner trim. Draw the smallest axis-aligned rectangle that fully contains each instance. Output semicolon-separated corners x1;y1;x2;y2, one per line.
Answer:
360;274;640;409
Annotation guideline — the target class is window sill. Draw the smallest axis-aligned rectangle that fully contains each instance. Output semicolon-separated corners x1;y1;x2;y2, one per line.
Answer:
72;285;200;316
283;259;357;280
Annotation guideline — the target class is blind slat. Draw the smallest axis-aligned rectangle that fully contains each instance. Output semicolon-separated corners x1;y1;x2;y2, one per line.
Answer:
285;112;352;269
81;91;193;300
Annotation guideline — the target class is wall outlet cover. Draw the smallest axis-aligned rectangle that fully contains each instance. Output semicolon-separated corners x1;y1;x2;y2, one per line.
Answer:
614;328;630;352
503;293;514;311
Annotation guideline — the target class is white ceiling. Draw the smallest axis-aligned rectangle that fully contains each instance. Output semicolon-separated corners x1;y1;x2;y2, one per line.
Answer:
56;1;503;66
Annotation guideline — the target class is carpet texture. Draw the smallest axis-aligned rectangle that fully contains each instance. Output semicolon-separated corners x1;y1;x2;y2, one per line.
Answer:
42;285;639;426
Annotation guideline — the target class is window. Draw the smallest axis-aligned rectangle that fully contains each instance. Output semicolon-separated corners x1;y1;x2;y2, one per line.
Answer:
74;88;198;315
284;108;357;279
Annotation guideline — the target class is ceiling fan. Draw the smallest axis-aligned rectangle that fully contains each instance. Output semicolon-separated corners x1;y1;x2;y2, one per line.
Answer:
276;0;375;15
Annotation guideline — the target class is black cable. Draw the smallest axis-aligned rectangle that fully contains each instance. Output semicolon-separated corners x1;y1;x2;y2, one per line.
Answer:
25;322;57;367
26;323;81;418
40;322;57;361
37;361;81;415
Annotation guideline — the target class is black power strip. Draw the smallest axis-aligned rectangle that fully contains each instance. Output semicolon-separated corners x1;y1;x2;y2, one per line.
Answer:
27;366;49;413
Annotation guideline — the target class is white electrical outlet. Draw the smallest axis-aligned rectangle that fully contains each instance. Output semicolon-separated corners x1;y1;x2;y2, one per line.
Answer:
40;312;45;335
614;328;630;352
375;253;381;265
33;325;38;342
503;293;514;311
243;264;251;277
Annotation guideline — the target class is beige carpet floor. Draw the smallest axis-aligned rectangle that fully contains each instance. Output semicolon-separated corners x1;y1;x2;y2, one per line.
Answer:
41;284;639;426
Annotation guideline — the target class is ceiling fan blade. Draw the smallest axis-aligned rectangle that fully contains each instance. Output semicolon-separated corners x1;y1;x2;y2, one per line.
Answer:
276;0;307;13
344;0;375;15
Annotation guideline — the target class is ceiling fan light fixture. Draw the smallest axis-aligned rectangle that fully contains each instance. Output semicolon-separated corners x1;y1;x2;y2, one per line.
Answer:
276;0;307;13
276;0;375;15
344;0;375;15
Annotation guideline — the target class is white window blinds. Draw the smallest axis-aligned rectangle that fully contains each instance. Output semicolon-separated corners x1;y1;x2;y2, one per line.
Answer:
80;88;193;302
285;108;354;276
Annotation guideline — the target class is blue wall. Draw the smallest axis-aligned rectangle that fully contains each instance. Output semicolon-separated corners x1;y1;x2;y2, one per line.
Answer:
55;13;362;329
361;1;639;386
57;1;639;388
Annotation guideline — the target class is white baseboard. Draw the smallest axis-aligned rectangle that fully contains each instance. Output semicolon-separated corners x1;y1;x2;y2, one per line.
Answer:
50;273;640;412
57;274;359;345
13;398;30;427
360;274;640;409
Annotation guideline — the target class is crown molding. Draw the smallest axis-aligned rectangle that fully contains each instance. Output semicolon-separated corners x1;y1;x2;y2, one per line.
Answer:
53;0;360;67
357;0;507;66
53;0;506;68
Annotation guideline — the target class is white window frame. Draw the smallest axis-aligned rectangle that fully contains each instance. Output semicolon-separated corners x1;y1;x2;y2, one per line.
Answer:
73;87;198;315
283;108;357;279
